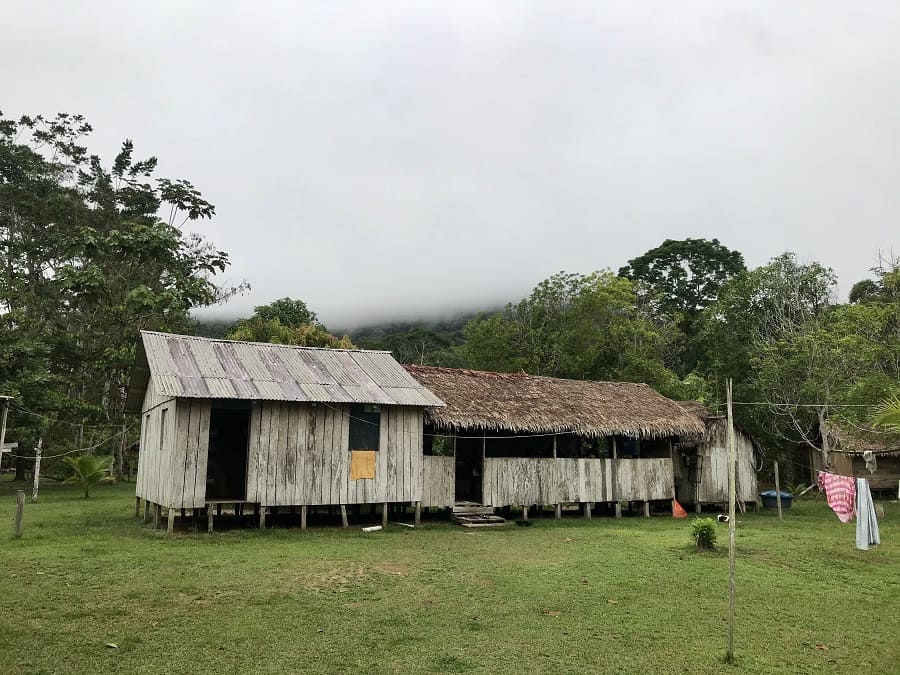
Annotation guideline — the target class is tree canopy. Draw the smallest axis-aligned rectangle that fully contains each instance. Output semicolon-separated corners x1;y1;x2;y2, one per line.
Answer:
225;298;352;348
0;112;242;475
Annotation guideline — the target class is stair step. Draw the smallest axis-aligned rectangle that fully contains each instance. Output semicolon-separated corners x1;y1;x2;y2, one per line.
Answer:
452;514;509;528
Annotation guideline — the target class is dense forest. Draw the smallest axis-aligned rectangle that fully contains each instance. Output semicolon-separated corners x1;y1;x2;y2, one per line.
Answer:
2;113;898;481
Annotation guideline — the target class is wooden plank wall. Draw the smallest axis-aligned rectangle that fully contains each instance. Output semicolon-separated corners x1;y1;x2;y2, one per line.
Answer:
422;455;455;508
135;378;179;508
483;457;674;506
695;431;758;504
245;402;424;506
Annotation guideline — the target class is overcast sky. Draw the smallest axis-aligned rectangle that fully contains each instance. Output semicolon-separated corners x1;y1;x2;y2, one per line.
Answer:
3;2;898;329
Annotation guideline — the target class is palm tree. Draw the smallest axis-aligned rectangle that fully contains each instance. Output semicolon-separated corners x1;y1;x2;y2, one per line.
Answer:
63;455;114;498
872;396;900;431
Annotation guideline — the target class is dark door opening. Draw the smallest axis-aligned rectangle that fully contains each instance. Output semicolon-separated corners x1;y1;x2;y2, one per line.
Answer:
206;403;250;501
455;438;483;503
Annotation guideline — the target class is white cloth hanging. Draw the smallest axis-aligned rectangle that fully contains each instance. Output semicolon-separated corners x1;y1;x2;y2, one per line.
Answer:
855;478;880;551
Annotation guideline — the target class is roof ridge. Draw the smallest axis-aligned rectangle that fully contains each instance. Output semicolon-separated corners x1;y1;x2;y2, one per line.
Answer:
140;330;392;354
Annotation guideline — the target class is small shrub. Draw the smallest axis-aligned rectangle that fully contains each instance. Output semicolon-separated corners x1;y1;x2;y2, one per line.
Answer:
690;517;717;550
63;454;114;498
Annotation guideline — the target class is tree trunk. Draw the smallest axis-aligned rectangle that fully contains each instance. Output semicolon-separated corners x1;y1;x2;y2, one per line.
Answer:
817;406;831;470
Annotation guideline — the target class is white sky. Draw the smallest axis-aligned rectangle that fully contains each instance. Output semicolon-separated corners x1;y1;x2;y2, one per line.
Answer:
3;2;898;328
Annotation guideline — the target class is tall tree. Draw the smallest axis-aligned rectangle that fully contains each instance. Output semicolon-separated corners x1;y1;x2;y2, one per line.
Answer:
460;271;682;396
225;298;353;348
0;112;243;473
619;238;746;375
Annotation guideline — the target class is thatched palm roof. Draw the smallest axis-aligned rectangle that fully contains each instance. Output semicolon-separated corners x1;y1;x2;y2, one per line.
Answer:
404;366;705;440
825;421;900;456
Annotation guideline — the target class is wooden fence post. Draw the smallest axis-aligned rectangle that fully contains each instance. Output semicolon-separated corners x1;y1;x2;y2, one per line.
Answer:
14;490;25;538
774;461;783;521
31;438;42;503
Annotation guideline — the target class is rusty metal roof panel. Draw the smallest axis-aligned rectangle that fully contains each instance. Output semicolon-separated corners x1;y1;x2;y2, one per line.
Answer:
134;331;444;407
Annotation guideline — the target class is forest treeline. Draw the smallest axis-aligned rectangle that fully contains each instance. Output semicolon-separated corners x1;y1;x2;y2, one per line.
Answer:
2;113;898;480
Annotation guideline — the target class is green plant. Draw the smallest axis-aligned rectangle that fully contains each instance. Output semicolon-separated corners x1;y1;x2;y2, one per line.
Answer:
62;454;114;498
690;517;718;550
872;396;900;431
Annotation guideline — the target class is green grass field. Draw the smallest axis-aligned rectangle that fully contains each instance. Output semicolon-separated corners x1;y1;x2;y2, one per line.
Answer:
1;479;898;674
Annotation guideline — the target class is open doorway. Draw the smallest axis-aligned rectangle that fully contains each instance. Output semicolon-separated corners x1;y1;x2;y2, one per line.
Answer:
455;437;483;503
206;402;250;501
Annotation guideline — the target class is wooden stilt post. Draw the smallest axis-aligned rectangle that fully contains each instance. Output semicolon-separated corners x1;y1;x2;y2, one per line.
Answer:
382;502;389;528
643;501;650;518
135;496;141;518
585;502;592;519
14;490;24;539
614;502;621;519
259;506;267;529
153;504;161;529
414;501;421;526
144;500;150;522
340;505;349;528
167;507;175;535
726;378;737;663
522;504;529;521
207;506;214;533
555;503;562;519
774;461;783;521
300;505;307;531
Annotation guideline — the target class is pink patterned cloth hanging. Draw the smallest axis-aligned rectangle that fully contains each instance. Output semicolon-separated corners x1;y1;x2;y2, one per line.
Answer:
818;471;856;523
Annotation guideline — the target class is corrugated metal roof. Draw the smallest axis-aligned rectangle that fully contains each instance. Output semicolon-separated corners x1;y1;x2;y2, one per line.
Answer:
125;331;445;412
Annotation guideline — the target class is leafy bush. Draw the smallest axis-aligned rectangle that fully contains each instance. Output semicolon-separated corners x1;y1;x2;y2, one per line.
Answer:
690;517;718;550
63;455;114;498
784;481;809;497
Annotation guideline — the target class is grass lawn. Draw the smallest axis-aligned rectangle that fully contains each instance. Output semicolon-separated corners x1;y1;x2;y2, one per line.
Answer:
0;479;898;674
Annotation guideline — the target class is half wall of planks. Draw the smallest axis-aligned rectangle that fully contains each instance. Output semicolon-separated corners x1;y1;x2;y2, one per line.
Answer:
420;456;674;508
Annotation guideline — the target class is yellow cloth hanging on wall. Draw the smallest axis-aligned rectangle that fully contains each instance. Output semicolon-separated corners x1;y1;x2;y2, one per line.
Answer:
350;450;376;480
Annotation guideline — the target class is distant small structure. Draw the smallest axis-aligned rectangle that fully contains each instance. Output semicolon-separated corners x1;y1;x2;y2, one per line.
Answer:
674;402;761;510
810;421;900;491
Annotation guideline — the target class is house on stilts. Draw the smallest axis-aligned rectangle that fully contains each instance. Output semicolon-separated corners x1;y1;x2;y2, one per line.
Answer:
810;420;900;494
126;331;444;532
404;365;706;520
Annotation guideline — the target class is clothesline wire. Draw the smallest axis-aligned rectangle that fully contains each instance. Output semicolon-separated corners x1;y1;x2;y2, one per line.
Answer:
8;402;128;431
7;425;132;460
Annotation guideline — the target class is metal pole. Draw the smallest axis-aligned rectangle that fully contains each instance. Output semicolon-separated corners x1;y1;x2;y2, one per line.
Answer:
726;379;737;663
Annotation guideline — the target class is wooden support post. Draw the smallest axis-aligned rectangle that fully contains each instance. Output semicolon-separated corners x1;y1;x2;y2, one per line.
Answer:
14;489;24;538
774;461;783;521
153;503;161;529
31;437;42;503
643;501;650;518
259;506;266;529
522;504;529;521
207;506;214;534
614;502;621;519
726;378;737;663
299;505;307;530
555;503;562;519
135;496;141;518
167;508;175;535
585;502;592;519
382;502;389;528
414;501;421;526
144;500;150;522
340;505;349;528
695;500;702;514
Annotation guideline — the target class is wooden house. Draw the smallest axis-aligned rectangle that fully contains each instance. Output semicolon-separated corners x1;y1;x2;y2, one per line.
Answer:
125;331;444;532
810;421;900;493
404;366;706;518
673;402;760;510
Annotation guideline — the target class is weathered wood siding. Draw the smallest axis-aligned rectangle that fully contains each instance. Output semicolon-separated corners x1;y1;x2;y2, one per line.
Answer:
245;402;423;506
677;429;758;504
422;455;455;508
482;457;674;506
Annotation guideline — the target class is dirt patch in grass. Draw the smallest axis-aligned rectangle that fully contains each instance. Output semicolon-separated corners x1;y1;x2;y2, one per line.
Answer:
273;560;414;593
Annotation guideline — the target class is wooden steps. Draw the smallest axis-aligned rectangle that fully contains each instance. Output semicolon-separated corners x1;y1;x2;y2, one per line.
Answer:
451;502;507;527
452;513;509;528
